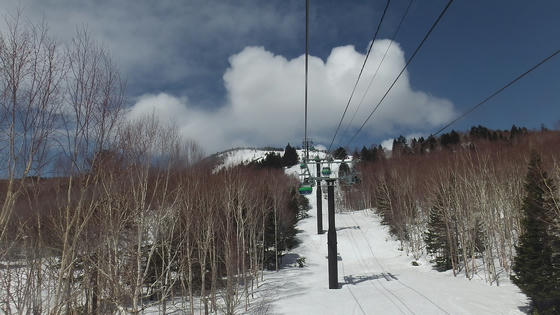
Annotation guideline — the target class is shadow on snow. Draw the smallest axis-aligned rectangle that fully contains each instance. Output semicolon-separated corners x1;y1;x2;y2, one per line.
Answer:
342;272;399;287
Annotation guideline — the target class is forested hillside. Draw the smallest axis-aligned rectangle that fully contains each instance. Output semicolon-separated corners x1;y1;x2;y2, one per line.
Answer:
343;127;560;290
1;138;308;314
0;16;307;313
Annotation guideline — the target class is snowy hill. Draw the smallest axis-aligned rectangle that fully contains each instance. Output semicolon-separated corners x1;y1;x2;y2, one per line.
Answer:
212;148;284;171
258;161;527;314
212;147;335;172
207;147;528;314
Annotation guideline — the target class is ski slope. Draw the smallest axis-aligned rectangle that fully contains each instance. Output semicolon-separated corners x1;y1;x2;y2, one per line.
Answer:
215;148;329;173
214;149;284;171
252;161;528;315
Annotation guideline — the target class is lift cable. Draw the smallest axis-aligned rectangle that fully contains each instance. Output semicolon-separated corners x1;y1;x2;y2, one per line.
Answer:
327;0;392;154
341;0;414;141
345;0;454;147
432;48;560;137
304;0;310;161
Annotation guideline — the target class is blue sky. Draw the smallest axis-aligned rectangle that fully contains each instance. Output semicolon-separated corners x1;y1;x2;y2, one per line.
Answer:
2;0;558;153
397;1;560;133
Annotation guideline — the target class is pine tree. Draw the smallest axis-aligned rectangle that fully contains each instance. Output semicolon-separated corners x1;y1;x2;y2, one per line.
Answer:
282;143;299;167
253;152;283;168
423;135;437;152
375;179;399;235
510;124;520;140
333;147;347;160
392;135;408;156
425;197;454;271
360;146;371;162
440;130;460;148
511;151;560;313
472;219;486;255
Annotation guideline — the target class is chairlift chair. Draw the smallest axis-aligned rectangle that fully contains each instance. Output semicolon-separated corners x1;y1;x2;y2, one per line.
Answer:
338;162;350;178
338;162;355;185
298;184;313;195
299;177;313;195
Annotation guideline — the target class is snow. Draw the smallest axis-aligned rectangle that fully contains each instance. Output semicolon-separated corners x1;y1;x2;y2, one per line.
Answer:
249;162;528;315
2;148;529;314
215;147;338;174
214;148;284;172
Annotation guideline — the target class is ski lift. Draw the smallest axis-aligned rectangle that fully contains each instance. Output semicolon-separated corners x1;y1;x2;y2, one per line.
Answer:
338;162;350;178
321;166;332;176
299;177;313;195
298;184;313;195
300;163;307;169
338;162;354;185
338;162;360;185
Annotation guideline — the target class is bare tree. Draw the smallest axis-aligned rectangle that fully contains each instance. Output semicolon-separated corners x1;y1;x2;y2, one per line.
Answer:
0;12;64;314
49;26;124;313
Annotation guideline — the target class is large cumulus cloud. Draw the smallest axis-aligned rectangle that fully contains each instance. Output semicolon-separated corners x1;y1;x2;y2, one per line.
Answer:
127;40;456;153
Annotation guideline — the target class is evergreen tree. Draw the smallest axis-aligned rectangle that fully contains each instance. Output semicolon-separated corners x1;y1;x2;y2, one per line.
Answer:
472;219;486;255
440;130;460;147
375;179;401;236
252;152;283;169
359;145;380;163
371;146;379;162
360;146;371;161
510;124;520;139
351;148;360;161
511;151;560;313
410;138;419;153
333;147;348;160
263;188;308;269
282;143;299;167
423;135;437;152
425;197;454;271
392;135;408;156
470;125;491;140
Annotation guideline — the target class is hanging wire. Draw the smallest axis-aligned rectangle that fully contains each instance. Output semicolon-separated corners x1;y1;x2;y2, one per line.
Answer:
304;0;310;161
327;0;393;153
432;49;560;136
345;0;454;147
341;0;414;140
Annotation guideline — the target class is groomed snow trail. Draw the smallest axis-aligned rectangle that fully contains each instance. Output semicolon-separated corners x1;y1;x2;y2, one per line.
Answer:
254;164;528;315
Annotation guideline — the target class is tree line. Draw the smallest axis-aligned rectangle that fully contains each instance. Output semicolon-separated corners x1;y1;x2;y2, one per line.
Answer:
248;144;299;169
342;127;560;313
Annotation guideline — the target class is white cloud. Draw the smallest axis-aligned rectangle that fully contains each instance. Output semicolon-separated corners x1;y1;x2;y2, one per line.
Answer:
127;41;457;154
0;0;300;98
381;139;394;151
127;93;190;125
314;144;327;151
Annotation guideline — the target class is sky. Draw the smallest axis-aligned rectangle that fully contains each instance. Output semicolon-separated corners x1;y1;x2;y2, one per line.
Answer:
1;0;558;154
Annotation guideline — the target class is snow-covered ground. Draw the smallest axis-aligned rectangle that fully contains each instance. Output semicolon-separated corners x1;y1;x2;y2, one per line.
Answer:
2;148;529;314
214;148;335;172
249;161;528;315
214;148;284;171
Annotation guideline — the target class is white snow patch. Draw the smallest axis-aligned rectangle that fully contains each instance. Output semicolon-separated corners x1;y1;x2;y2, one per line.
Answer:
214;148;283;172
250;184;528;314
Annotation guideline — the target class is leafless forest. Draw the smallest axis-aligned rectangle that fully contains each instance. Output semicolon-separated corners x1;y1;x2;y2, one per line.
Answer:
0;15;305;314
2;8;559;315
342;130;560;284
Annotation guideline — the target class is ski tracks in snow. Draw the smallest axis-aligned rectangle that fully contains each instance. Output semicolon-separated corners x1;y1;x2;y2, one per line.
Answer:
338;210;450;315
338;211;414;314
